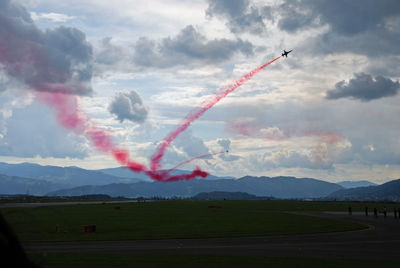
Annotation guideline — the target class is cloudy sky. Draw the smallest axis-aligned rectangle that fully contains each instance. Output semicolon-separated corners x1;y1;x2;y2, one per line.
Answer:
0;0;399;183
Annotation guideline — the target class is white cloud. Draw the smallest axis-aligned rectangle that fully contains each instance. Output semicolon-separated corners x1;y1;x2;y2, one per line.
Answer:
30;11;76;22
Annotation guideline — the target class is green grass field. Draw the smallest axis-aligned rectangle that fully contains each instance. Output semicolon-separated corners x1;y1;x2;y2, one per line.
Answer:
2;200;399;268
28;253;400;268
0;200;373;242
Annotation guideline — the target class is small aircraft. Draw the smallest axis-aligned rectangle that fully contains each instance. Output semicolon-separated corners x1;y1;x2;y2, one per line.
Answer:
281;49;293;58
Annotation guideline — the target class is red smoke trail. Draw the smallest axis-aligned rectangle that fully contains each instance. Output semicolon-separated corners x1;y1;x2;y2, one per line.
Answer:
38;92;86;131
110;148;208;181
38;92;208;181
39;92;115;152
150;56;281;171
168;151;224;172
38;56;280;182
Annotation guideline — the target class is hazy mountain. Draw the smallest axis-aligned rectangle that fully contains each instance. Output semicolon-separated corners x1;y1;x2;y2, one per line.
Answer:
0;162;142;186
0;162;236;195
329;179;400;201
98;167;149;180
336;180;377;189
48;176;344;199
0;174;67;195
0;162;234;186
193;191;272;200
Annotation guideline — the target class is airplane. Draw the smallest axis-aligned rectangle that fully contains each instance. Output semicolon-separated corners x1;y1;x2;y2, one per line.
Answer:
281;49;293;58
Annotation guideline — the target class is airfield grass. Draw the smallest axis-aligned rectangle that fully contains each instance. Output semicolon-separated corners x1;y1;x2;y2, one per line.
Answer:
0;200;371;242
29;253;400;268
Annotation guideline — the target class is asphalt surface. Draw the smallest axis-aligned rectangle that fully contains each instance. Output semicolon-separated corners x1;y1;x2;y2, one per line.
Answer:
24;212;400;260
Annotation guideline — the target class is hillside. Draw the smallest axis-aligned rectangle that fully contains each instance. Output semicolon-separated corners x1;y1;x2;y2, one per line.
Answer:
0;174;66;195
329;179;400;201
48;176;344;199
0;162;233;189
0;162;142;186
336;180;377;189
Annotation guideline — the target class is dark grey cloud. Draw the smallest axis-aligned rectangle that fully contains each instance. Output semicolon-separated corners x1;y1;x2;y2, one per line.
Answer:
206;0;249;18
206;0;400;57
0;0;93;95
277;0;400;34
278;0;400;56
326;73;400;101
93;37;135;76
95;37;127;67
109;91;148;123
132;25;254;68
277;1;316;32
206;0;269;34
0;68;10;93
95;24;254;71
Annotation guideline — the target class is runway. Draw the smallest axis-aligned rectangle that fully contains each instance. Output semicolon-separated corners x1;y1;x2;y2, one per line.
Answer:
24;212;400;260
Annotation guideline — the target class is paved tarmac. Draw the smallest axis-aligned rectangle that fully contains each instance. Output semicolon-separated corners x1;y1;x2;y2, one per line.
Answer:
24;212;400;260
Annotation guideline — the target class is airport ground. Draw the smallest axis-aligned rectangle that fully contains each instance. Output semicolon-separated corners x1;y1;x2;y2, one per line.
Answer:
1;200;400;267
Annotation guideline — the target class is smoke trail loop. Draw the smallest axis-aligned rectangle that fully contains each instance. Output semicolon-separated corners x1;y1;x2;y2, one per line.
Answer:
38;56;281;182
150;56;281;172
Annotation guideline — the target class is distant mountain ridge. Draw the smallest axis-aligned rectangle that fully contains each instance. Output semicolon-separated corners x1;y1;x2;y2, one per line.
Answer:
329;179;400;201
48;176;344;199
0;162;234;195
2;161;397;201
336;180;377;189
0;162;233;187
193;191;272;200
0;162;150;187
0;174;66;195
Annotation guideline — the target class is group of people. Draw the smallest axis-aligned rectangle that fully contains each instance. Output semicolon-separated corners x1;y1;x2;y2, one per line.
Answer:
348;206;400;218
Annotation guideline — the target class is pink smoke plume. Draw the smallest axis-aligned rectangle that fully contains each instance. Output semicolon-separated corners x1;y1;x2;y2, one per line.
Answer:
226;118;344;144
227;119;288;141
150;56;281;171
38;56;281;182
38;92;208;182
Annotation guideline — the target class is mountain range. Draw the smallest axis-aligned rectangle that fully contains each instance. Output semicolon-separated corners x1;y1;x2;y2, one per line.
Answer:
47;176;344;199
328;179;400;201
0;162;234;196
0;174;65;196
1;161;398;201
0;162;142;186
